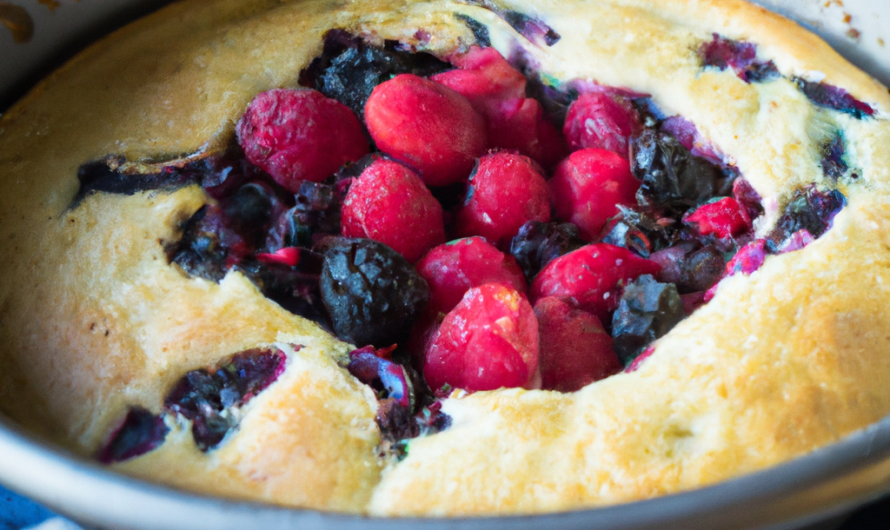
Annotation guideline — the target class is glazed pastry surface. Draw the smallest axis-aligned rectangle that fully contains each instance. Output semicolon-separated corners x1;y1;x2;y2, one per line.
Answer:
1;0;890;516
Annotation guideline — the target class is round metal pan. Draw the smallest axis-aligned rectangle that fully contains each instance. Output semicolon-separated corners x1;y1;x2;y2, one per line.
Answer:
2;1;890;528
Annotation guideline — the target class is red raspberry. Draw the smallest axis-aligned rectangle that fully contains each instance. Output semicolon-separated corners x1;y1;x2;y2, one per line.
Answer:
563;92;641;158
433;47;568;168
685;197;752;239
530;243;661;321
487;98;569;169
549;148;641;240
424;283;539;392
432;47;526;107
341;159;445;263
236;89;369;192
416;237;527;315
454;152;551;247
533;297;621;392
364;74;487;186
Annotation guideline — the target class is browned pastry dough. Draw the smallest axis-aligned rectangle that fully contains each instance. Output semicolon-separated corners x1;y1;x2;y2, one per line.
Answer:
1;0;890;516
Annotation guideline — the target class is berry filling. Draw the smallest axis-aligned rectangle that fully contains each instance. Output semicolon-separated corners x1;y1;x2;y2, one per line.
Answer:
75;28;854;455
97;347;288;461
696;34;874;118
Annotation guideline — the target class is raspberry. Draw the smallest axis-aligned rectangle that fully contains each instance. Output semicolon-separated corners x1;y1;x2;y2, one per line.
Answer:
487;98;569;169
684;197;752;239
416;237;527;315
341;159;445;262
364;74;487;186
454;152;551;247
236;89;369;192
563;92;641;158
433;47;567;168
424;283;539;392
549;148;640;240
431;46;526;108
533;297;620;392
530;244;661;321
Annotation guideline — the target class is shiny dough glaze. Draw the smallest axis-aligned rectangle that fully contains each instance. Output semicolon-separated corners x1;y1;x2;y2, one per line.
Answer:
1;0;890;516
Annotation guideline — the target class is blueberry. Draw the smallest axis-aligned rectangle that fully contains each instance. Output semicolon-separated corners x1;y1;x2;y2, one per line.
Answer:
164;348;286;451
509;221;586;282
96;406;168;464
320;238;429;347
611;275;685;366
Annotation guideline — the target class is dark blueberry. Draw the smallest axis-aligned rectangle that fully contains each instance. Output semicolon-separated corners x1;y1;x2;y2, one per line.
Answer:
732;178;764;221
503;10;561;46
509;220;587;282
96;406;168;464
698;34;779;84
630;127;734;213
237;251;328;326
165;205;233;282
699;34;756;72
768;184;846;243
376;399;420;444
820;132;849;181
348;345;415;409
792;77;875;119
744;61;780;83
320;238;430;347
300;30;451;118
611;275;685;366
223;183;275;248
275;179;345;249
165;348;286;451
678;245;725;293
454;13;491;47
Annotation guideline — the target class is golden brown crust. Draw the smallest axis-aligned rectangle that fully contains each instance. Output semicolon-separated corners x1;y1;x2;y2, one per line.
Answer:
1;0;890;515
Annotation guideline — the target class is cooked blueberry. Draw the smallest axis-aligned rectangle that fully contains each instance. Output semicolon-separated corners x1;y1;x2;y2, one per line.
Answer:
821;132;849;181
503;10;561;46
630;127;734;211
611;275;685;366
510;221;587;282
793;77;875;119
97;406;168;464
768;184;845;243
223;183;275;248
277;179;344;249
237;251;327;326
454;13;491;47
320;238;429;347
348;345;415;409
165;348;286;451
165;205;233;282
678;245;725;293
299;30;450;118
698;34;779;83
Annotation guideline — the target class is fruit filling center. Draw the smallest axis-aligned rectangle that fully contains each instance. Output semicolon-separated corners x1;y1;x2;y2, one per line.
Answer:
78;27;849;460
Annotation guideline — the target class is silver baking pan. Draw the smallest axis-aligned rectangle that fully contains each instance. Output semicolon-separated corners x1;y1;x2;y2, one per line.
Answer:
2;1;890;528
